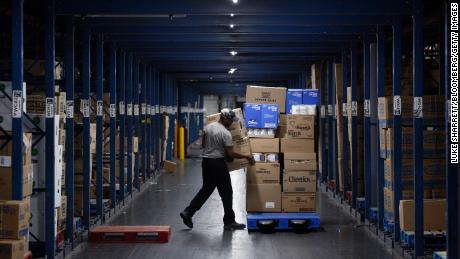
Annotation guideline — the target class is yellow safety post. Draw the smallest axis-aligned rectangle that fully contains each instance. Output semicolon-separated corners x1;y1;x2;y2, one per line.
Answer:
179;127;185;160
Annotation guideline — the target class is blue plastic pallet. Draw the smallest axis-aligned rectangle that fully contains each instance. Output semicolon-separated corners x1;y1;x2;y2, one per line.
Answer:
247;212;320;231
433;251;446;259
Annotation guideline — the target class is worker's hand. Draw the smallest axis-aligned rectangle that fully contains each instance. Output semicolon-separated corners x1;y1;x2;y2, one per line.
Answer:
246;155;256;165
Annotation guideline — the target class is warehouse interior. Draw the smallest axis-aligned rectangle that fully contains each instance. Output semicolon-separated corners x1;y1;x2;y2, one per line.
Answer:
0;0;458;259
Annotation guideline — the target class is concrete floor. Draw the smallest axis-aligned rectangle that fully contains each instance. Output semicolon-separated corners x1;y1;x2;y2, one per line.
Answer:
69;159;400;259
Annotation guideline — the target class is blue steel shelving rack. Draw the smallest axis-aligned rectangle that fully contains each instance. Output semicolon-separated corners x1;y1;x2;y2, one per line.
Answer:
6;0;456;258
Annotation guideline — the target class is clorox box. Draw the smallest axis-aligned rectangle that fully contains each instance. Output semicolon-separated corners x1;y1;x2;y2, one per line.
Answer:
302;89;319;105
261;104;279;129
286;89;303;114
244;103;262;128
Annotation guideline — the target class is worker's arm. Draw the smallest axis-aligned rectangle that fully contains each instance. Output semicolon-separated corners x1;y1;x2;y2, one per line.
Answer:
225;146;255;164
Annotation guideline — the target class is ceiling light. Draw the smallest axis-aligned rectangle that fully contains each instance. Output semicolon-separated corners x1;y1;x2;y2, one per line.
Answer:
232;0;239;4
230;13;235;17
230;51;238;56
229;24;235;29
228;68;237;74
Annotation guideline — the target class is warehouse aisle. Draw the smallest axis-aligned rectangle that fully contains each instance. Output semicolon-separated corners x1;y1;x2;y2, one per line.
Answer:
69;159;399;259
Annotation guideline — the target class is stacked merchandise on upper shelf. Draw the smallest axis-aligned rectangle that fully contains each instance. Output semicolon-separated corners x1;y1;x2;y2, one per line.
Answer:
378;93;446;230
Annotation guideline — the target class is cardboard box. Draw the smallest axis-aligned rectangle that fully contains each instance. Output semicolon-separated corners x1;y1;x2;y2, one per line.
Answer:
286;115;314;139
291;105;317;115
302;89;319;105
311;64;320;89
244;103;262;128
205;113;220;125
284;153;317;171
0;239;26;259
399;199;446;231
163;160;177;173
0;132;32;166
244;103;279;129
249;138;279;153
281;138;315;153
283;170;316;193
227;137;252;171
0;164;33;200
0;200;29;239
247;163;280;184
246;85;287;113
246;184;281;212
286;89;303;114
282;193;316;212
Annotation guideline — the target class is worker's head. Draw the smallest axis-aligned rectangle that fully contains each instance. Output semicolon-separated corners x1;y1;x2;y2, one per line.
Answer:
219;108;237;128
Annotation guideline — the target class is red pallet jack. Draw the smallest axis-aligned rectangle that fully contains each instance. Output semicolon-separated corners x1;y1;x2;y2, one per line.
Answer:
89;226;171;243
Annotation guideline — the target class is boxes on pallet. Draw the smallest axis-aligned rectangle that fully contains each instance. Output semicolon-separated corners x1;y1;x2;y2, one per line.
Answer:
245;85;287;113
246;184;281;212
226;137;252;171
399;199;446;231
281;138;315;153
0;199;29;239
282;193;316;212
284;153;317;171
249;138;279;153
285;115;314;138
246;163;280;184
282;171;316;193
0;239;27;259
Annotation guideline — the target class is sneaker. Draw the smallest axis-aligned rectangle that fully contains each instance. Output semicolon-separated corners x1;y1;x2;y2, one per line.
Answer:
180;211;193;229
224;222;246;230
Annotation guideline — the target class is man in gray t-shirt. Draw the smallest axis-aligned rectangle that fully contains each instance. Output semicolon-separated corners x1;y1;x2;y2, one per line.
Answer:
180;109;254;230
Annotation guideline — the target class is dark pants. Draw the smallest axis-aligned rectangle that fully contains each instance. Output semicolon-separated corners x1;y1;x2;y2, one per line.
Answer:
185;158;235;225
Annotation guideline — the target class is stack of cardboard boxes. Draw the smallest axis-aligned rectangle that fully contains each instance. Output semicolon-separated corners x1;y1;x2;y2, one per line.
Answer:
244;85;319;213
0;132;32;258
245;86;284;212
377;95;446;228
280;88;318;212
